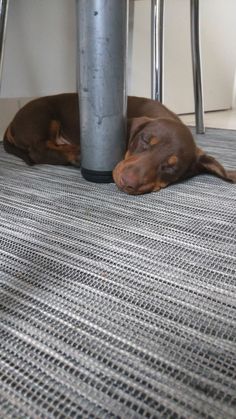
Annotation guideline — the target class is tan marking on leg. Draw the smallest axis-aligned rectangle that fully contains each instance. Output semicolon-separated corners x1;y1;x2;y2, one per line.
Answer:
46;140;79;162
49;120;61;141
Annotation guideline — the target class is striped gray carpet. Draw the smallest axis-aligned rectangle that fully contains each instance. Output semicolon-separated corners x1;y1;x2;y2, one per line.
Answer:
0;128;236;418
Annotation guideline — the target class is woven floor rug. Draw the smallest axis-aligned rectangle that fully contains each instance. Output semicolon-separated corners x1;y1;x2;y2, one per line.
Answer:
0;128;235;418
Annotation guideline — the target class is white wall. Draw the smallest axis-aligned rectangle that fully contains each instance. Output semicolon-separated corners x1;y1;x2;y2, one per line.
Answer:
200;0;236;112
0;0;77;98
0;0;236;113
0;0;77;135
129;0;236;114
128;0;151;98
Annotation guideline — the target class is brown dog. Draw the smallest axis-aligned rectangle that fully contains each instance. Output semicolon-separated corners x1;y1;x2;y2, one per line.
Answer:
3;93;236;194
3;94;176;167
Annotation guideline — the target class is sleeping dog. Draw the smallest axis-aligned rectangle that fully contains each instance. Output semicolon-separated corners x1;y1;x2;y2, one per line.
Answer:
4;93;236;194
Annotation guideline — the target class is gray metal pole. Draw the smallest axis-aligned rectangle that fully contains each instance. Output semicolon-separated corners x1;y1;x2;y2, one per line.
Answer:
190;0;205;134
76;0;128;183
0;0;9;94
151;0;164;102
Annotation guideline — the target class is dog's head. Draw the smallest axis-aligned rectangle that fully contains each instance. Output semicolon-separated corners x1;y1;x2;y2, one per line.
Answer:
113;117;236;195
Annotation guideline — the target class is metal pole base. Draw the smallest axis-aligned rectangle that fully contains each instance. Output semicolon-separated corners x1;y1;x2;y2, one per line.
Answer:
81;168;114;184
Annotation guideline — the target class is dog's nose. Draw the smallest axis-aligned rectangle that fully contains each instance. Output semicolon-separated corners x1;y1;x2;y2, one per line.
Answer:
120;172;139;193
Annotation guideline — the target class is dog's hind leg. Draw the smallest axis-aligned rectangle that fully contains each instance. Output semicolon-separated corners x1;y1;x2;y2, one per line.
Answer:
3;137;35;165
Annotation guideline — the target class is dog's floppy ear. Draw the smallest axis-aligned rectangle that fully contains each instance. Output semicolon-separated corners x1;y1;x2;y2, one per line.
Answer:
194;148;236;183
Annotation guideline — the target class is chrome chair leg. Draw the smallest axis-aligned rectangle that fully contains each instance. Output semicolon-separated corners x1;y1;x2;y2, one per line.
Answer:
151;0;164;102
0;0;9;93
128;0;135;91
190;0;205;133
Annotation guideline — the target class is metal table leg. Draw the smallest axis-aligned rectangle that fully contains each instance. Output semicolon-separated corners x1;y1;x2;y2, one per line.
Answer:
0;0;9;93
151;0;164;102
190;0;205;133
76;0;128;183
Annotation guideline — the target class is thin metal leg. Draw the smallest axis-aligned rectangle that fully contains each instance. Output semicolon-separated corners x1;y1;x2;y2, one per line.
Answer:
128;0;135;93
151;0;164;102
190;0;205;134
76;0;128;183
0;0;9;93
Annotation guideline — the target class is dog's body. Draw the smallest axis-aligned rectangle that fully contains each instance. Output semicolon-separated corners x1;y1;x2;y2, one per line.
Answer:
3;94;178;166
4;93;236;194
4;94;81;166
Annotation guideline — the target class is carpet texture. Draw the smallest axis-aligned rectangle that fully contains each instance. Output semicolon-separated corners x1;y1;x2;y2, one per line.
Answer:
0;128;236;418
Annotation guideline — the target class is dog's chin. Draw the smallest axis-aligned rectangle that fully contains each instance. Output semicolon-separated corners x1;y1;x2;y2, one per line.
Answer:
124;187;153;195
117;183;157;195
